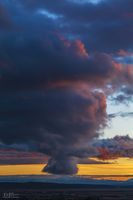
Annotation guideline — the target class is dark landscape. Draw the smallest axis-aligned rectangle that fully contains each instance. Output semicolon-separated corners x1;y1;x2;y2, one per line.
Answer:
0;182;133;200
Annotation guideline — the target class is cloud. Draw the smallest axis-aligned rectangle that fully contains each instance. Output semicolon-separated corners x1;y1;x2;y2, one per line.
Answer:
113;95;133;104
0;32;122;92
0;3;12;29
77;157;108;164
94;135;133;159
0;142;48;165
109;112;133;120
117;50;133;57
1;0;133;52
110;86;133;104
20;0;133;52
43;156;78;175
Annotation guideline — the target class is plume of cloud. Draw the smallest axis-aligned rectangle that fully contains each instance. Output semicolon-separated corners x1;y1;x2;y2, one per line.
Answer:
43;156;78;175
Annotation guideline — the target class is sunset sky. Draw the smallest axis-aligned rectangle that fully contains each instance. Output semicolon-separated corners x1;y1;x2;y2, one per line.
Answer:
0;0;133;178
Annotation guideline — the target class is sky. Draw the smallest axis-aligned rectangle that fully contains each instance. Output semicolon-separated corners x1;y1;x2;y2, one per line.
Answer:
104;100;133;138
0;0;133;175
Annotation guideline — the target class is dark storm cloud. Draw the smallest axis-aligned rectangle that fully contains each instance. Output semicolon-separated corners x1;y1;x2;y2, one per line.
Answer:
0;0;133;174
1;0;133;52
0;90;106;144
20;0;133;52
0;88;107;173
0;32;121;92
0;2;12;29
0;0;110;174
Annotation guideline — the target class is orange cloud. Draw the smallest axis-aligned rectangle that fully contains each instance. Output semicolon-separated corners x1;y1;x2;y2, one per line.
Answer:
73;40;89;58
59;34;89;59
97;147;120;160
118;49;133;57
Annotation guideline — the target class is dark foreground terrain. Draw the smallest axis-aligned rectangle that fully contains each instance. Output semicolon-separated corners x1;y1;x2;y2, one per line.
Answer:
0;183;133;200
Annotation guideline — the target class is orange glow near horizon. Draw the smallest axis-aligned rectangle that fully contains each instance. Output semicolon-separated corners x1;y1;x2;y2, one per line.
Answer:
78;157;133;176
0;158;133;181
